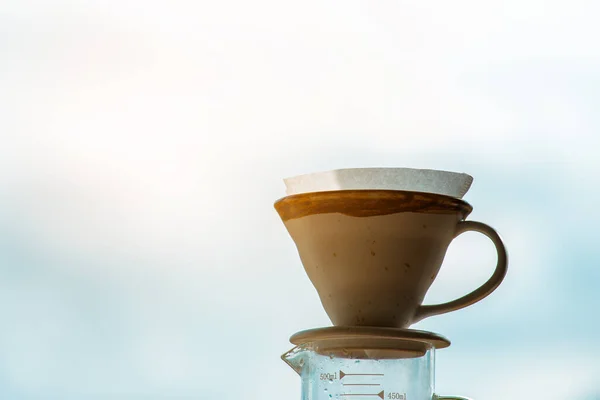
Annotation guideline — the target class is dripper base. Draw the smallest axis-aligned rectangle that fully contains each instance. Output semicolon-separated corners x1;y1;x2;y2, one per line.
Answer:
288;326;450;360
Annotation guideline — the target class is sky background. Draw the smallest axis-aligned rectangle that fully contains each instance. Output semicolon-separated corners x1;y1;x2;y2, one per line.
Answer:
1;0;600;399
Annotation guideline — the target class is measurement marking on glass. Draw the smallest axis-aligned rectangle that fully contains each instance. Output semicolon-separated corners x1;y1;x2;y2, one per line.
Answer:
343;384;381;386
340;370;385;379
340;390;385;399
320;372;338;381
387;393;406;400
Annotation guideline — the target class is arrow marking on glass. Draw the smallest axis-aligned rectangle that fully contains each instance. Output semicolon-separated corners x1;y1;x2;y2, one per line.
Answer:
340;371;384;379
340;391;385;399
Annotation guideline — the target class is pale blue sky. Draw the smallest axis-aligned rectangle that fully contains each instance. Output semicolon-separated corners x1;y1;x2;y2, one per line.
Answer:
1;1;600;399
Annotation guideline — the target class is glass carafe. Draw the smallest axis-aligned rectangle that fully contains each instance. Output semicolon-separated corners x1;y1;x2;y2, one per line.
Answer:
281;328;471;400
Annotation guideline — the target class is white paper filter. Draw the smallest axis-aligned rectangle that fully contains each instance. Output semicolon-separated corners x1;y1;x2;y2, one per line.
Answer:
284;168;473;199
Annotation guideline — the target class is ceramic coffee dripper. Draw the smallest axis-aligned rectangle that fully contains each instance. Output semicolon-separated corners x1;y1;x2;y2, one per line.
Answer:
274;190;507;328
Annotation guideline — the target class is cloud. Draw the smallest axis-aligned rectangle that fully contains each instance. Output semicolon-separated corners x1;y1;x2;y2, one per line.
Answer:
2;0;600;398
436;341;600;400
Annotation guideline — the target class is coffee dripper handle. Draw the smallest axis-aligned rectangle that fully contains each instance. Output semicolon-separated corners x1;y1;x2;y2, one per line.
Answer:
412;220;508;323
